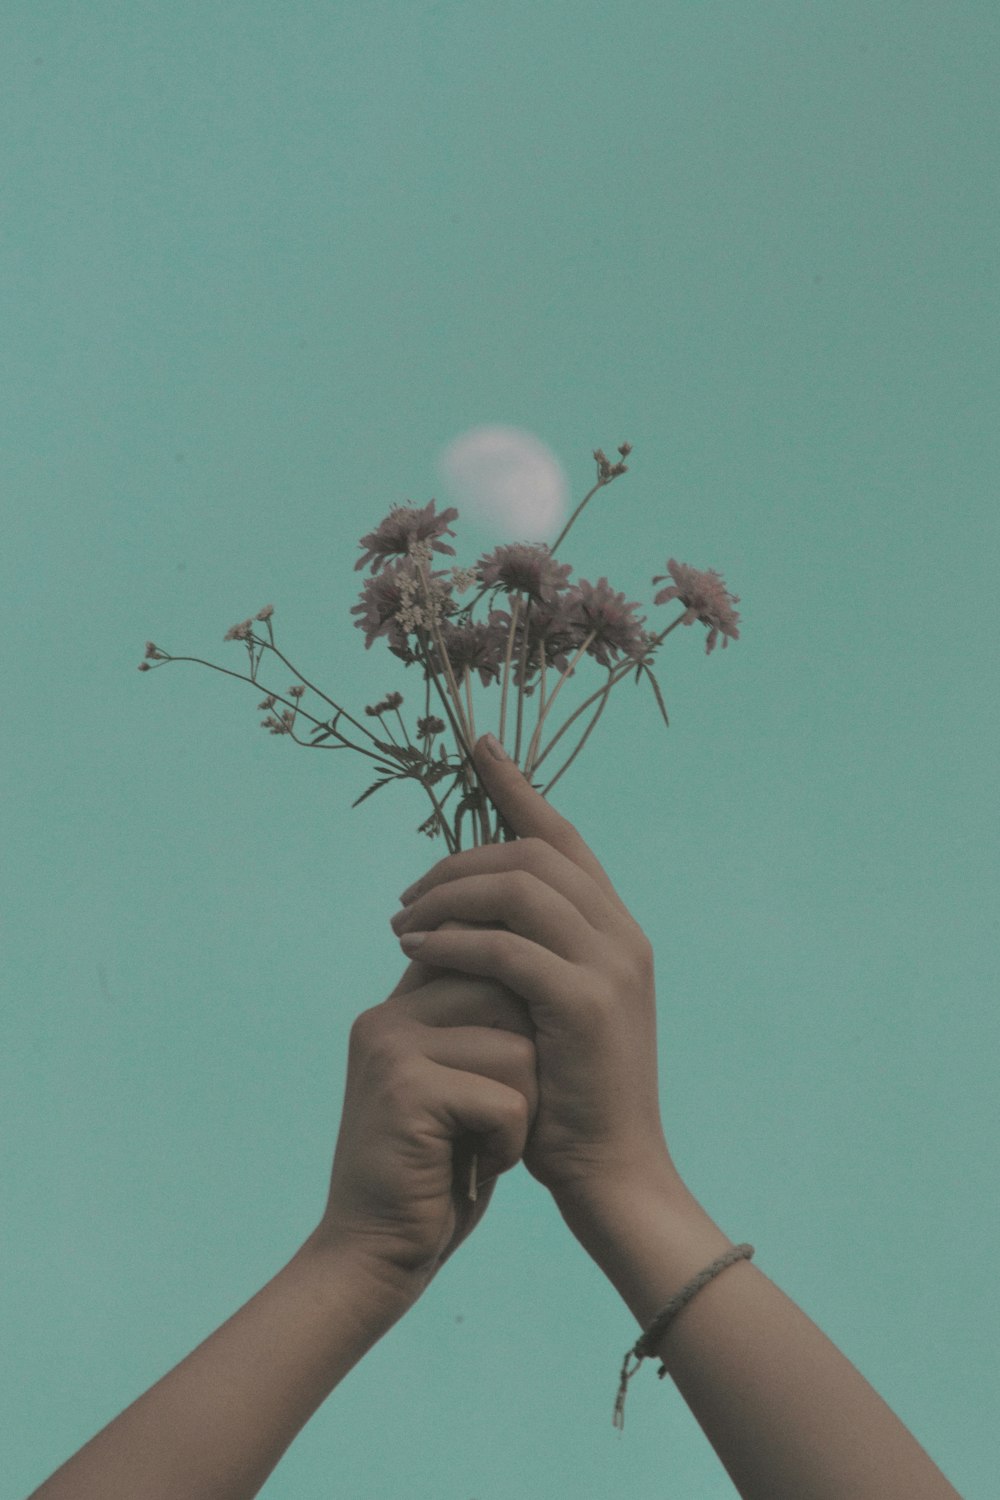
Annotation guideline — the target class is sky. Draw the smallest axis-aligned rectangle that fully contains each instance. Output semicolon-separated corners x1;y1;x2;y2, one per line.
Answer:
2;3;998;1496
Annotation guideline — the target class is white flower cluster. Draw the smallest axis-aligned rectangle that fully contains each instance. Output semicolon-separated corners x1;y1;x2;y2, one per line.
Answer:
394;538;454;635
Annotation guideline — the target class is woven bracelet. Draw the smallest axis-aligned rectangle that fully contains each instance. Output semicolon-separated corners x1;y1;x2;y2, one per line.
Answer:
613;1243;755;1431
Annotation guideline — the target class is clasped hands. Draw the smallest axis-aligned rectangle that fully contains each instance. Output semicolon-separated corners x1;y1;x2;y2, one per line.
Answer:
318;735;678;1303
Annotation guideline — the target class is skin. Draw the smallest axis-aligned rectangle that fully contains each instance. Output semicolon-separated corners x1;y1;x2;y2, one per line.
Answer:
27;735;961;1500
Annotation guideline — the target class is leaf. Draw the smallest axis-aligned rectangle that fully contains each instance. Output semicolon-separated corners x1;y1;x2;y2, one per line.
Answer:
351;776;395;809
640;663;670;730
310;710;343;743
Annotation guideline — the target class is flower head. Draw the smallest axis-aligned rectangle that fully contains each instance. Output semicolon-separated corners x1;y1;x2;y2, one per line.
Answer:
417;715;446;738
224;618;256;642
365;691;404;717
652;559;741;653
424;618;505;688
563;577;648;668
488;595;588;685
350;556;455;652
475;542;573;605
355;499;459;575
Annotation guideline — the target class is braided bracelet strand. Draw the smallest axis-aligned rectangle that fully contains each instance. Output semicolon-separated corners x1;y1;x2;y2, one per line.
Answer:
613;1243;756;1430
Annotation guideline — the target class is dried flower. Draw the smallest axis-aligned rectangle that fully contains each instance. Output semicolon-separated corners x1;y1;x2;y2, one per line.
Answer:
417;715;446;738
487;596;585;685
224;619;254;642
355;499;459;576
350;557;454;651
475;542;573;605
593;445;630;482
564;577;648;668
365;692;405;717
424;619;505;688
451;566;478;594
144;441;743;867
652;559;741;653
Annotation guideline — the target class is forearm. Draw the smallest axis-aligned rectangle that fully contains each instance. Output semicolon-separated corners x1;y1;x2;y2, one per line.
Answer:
28;1230;418;1500
558;1175;961;1500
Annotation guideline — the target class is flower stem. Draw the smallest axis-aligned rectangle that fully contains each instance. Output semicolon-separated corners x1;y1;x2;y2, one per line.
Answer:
530;613;686;772
523;629;597;780
497;594;522;751
257;639;380;745
548;478;605;556
156;655;389;764
513;598;534;768
540;667;616;797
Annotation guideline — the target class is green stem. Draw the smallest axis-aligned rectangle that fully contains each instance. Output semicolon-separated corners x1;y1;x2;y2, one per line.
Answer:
513;597;534;768
539;668;615;797
497;594;522;751
523;629;597;780
548;478;606;556
530;613;686;771
257;638;380;745
153;655;387;764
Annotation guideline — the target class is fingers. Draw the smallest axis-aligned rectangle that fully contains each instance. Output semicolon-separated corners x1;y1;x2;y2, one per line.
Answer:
418;1023;539;1181
393;868;600;965
469;734;630;915
389;919;527;1004
399;834;616;935
390;968;534;1039
396;922;588;1035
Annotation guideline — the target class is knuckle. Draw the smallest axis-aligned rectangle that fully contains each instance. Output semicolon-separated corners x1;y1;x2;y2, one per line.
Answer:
348;1006;381;1049
518;836;552;874
507;866;540;905
350;1004;406;1066
505;1029;537;1073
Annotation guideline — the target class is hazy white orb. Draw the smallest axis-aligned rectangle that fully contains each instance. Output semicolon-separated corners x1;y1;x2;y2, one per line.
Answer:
437;426;568;541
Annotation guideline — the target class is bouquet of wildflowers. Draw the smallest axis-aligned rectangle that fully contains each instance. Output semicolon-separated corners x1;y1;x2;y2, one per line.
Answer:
141;442;740;1201
140;444;741;855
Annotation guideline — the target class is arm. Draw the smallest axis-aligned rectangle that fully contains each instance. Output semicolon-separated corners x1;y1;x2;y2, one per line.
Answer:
559;1170;962;1500
28;967;538;1500
391;734;963;1500
28;1235;414;1500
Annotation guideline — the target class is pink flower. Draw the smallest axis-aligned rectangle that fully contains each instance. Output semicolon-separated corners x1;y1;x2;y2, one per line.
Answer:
355;500;459;575
488;596;588;685
424;618;506;688
652;559;741;653
417;715;446;738
224;619;254;642
350;556;455;653
563;577;648;668
475;542;573;604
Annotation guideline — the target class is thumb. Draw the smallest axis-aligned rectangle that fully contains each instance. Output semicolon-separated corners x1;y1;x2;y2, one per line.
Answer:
472;734;621;906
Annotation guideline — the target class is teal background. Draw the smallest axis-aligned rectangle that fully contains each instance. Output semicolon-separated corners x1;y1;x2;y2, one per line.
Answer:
2;3;997;1496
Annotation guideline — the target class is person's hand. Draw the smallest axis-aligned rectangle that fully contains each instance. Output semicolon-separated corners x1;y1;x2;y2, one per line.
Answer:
388;735;681;1224
316;963;538;1302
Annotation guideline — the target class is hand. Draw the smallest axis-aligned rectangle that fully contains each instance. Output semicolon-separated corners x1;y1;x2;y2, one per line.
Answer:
316;963;538;1300
389;735;681;1218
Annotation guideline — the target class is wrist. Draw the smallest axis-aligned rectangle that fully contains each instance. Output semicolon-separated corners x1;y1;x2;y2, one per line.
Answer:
299;1225;429;1332
553;1171;736;1332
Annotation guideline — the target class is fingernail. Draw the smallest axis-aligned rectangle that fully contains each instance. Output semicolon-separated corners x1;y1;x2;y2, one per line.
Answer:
389;909;409;934
399;931;427;952
482;733;508;761
399;882;421;905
